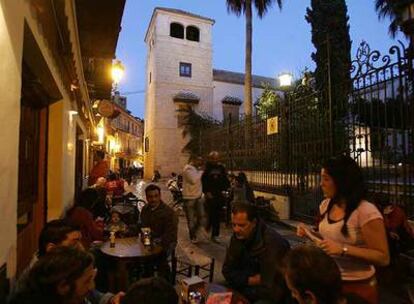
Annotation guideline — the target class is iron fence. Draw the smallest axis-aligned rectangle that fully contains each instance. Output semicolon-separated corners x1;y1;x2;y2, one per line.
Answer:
199;41;414;220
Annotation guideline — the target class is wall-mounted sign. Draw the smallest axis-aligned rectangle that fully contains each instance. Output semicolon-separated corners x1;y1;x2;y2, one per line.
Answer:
267;116;278;135
97;100;115;117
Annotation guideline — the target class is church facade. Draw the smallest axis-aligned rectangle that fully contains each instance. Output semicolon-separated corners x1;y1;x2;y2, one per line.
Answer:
144;7;276;178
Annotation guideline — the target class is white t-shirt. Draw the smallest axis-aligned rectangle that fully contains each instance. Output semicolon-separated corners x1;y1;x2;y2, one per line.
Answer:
182;164;203;199
319;199;383;281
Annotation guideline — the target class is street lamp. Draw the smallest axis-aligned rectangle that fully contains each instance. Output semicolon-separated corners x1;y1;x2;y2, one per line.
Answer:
278;72;293;89
111;60;125;89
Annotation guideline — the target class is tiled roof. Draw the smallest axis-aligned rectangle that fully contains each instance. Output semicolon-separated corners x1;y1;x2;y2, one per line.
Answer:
173;91;200;104
155;7;215;23
222;96;243;105
213;69;277;88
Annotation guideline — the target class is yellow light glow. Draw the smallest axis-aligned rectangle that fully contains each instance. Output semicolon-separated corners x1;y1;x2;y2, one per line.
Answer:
278;73;293;88
111;60;125;84
97;126;104;144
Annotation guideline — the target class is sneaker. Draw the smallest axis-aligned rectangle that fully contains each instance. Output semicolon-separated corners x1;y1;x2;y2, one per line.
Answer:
191;238;199;244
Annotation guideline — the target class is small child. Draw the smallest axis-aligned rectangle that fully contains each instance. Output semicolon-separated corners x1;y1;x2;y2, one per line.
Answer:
105;210;128;237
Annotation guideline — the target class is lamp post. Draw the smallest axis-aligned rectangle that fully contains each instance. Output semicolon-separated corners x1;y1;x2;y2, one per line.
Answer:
111;59;125;91
278;72;293;89
277;72;293;173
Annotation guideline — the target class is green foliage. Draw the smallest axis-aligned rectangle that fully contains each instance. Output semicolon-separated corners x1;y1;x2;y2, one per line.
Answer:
181;109;221;157
306;0;352;153
256;84;281;119
352;96;409;129
226;0;283;18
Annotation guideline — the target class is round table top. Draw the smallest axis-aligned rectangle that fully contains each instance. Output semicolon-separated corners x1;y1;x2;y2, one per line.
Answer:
207;283;249;304
100;237;163;259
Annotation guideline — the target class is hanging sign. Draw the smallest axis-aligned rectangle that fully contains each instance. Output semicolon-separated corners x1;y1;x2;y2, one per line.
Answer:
267;116;278;135
97;100;115;117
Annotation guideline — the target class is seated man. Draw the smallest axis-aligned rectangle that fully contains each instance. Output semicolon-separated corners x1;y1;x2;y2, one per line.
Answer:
141;184;178;254
13;220;122;304
140;184;178;279
15;220;83;289
121;277;178;304
222;203;290;303
284;245;366;304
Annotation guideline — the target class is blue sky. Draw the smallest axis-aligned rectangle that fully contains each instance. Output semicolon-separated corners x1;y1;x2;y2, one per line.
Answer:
115;0;405;118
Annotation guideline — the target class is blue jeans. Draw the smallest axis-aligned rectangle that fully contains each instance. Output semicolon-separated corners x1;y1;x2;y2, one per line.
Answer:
183;197;206;240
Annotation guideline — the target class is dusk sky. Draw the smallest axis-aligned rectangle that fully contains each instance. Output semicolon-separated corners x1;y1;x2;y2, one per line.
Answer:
115;1;406;119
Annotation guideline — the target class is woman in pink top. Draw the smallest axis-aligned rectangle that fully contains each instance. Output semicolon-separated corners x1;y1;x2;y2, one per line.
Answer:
297;155;389;304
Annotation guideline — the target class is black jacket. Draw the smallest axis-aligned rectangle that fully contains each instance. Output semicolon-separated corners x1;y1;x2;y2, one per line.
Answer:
140;202;178;253
201;162;230;196
222;221;290;302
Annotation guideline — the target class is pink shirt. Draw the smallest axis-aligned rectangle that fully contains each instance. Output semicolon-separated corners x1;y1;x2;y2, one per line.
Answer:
319;199;383;281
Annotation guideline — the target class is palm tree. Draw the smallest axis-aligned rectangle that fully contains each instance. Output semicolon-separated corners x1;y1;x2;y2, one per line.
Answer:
375;0;413;38
226;0;283;117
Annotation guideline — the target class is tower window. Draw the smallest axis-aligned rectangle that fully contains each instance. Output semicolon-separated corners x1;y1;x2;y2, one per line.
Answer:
170;23;184;39
179;62;192;77
186;26;200;42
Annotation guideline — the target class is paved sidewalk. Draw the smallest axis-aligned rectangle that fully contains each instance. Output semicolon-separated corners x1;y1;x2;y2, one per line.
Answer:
129;179;408;303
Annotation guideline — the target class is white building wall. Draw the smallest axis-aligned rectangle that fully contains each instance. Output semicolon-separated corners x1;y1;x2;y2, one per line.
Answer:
213;81;266;120
0;0;86;278
0;0;24;279
144;9;214;177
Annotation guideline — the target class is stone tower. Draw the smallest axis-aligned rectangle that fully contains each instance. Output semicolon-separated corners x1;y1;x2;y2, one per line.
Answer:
144;8;215;178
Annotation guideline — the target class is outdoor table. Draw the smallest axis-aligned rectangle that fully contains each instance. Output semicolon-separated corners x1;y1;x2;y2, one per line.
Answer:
100;237;163;292
207;283;250;304
179;283;249;304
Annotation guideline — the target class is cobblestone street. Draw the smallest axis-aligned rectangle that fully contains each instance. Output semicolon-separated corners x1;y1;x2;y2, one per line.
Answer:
130;179;412;303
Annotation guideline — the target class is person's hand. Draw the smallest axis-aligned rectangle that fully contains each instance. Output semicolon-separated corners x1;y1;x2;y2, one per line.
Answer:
319;239;343;256
296;223;308;238
110;292;125;304
390;232;400;240
247;274;261;286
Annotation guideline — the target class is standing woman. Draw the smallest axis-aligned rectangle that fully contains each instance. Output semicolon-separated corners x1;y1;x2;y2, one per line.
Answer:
298;155;389;304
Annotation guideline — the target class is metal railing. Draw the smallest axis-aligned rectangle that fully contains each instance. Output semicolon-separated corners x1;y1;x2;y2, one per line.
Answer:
198;41;414;220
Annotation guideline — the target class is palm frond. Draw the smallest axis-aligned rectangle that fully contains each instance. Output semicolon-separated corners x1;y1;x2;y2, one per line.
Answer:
226;0;244;16
227;0;284;18
375;0;413;37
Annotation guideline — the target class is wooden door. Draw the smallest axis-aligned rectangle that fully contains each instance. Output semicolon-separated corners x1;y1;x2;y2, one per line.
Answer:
16;67;48;276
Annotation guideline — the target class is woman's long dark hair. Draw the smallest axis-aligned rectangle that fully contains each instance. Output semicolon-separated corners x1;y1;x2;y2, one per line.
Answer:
322;155;367;236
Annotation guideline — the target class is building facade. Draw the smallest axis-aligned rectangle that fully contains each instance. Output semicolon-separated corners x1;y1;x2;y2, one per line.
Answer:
0;0;125;286
144;8;276;178
109;93;144;171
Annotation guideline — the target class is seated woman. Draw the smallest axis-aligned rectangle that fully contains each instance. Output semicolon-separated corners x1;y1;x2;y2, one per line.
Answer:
105;172;125;203
297;155;389;304
373;193;414;256
66;189;104;248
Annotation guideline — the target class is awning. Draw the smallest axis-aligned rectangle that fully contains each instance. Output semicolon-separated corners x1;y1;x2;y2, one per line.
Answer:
222;96;243;105
173;91;200;104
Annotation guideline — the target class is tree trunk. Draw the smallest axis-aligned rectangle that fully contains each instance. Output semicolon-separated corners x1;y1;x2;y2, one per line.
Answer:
244;0;253;117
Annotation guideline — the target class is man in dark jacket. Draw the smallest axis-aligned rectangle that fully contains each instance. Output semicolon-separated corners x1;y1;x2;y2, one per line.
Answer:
141;184;178;253
222;203;290;303
141;184;178;280
201;151;230;242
